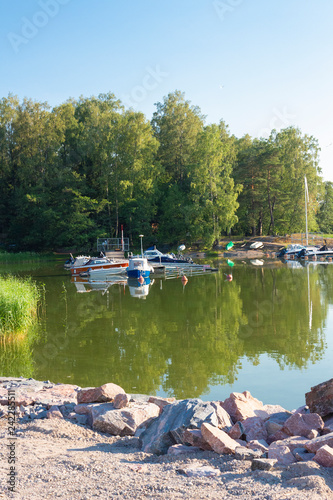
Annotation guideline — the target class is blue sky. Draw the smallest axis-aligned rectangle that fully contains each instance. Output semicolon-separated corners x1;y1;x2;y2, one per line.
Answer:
1;0;333;181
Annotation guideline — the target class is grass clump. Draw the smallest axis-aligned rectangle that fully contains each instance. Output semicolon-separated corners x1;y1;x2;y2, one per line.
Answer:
0;276;40;336
0;251;52;263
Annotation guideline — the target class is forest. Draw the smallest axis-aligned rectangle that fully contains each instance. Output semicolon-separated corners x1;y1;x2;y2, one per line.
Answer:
0;90;332;252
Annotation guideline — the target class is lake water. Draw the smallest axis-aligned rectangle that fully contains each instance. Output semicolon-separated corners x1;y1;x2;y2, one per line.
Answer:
1;257;332;411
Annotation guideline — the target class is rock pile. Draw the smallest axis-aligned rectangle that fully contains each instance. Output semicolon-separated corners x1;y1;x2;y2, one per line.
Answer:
1;376;333;469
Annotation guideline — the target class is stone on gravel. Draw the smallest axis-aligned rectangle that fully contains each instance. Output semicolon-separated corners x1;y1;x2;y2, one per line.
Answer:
77;383;125;404
177;465;221;477
305;378;333;417
313;444;333;467
251;458;277;471
167;444;201;455
140;399;221;454
47;405;63;419
92;402;159;436
268;443;296;466
234;446;263;461
201;422;238;454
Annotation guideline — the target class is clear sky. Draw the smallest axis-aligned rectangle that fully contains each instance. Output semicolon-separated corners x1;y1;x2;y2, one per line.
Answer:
1;0;333;181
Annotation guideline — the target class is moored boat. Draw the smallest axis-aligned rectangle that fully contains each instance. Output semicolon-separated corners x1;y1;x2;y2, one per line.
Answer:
69;256;129;275
127;257;153;278
143;249;193;265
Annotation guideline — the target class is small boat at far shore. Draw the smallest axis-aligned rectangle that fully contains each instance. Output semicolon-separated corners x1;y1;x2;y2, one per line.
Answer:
127;257;154;278
69;256;129;275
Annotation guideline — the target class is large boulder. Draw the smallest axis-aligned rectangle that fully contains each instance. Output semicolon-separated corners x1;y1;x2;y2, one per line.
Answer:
91;402;159;436
242;416;268;442
305;378;333;417
282;412;324;438
139;399;222;454
201;422;239;454
221;391;263;422
77;383;125;404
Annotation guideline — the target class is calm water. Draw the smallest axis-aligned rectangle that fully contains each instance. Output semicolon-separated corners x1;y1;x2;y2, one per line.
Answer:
1;258;333;410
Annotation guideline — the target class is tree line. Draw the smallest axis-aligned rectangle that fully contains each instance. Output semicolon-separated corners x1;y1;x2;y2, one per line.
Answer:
0;90;331;251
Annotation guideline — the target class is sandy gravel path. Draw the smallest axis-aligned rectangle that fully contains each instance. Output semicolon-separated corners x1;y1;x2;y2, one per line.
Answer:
1;418;332;500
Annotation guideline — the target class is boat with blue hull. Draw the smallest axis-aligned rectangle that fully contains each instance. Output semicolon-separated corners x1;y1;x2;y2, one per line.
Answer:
127;257;154;278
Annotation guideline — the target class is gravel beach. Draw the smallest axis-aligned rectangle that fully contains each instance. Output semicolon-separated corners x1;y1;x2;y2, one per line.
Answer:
1;416;333;499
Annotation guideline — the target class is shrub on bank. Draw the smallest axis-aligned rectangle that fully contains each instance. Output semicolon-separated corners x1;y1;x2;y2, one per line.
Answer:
0;276;40;335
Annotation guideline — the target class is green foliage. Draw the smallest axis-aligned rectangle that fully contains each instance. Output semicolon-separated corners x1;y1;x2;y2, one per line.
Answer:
0;91;324;251
317;181;333;233
233;128;322;236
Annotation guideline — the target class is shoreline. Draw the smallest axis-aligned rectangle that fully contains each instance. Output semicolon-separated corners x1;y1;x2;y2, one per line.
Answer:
1;377;333;499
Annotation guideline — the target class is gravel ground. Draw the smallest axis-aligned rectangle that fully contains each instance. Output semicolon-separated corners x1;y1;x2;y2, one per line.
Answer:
1;418;332;499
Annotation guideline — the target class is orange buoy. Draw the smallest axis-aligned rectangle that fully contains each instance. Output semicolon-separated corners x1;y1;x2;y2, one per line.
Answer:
181;275;188;284
138;275;144;284
226;274;233;281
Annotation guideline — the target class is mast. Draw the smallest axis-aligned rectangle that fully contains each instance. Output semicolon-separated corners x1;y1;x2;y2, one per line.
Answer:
304;175;309;246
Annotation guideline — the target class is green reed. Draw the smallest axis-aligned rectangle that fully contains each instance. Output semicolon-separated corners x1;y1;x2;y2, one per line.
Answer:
0;275;40;336
0;251;53;263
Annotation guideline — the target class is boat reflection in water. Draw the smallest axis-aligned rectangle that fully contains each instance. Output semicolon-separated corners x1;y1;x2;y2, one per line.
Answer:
71;275;127;294
127;277;153;299
71;264;217;297
71;274;154;298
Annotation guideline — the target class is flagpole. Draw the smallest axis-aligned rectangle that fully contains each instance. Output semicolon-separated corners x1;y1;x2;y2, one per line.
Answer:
305;175;309;246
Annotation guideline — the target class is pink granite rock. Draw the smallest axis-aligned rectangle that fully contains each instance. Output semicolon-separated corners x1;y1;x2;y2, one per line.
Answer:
1;383;79;407
77;383;125;404
267;429;289;444
46;405;63;419
221;391;264;422
92;402;159;436
113;393;129;409
211;402;233;430
183;428;213;451
304;432;333;453
305;378;333;417
242;416;268;442
228;421;244;440
201;422;238;454
268;443;296;465
282;412;324;438
313;445;333;467
221;391;263;422
279;436;311;452
254;404;290;421
265;420;283;436
148;396;176;413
